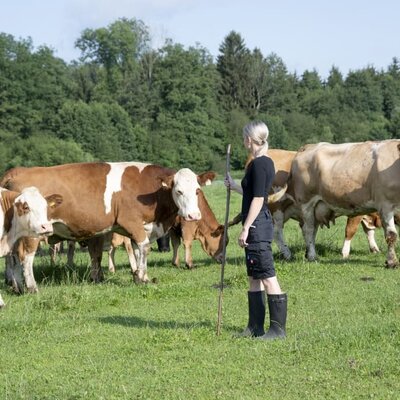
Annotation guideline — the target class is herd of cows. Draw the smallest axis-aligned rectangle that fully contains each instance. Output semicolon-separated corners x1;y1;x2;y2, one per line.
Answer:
1;139;400;308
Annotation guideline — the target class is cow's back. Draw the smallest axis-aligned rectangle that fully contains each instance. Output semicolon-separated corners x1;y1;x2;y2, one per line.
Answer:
0;162;176;240
291;140;400;212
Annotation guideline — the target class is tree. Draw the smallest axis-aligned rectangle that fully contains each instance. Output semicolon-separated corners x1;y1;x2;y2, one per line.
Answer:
217;31;251;111
151;42;225;170
75;17;151;94
57;100;139;161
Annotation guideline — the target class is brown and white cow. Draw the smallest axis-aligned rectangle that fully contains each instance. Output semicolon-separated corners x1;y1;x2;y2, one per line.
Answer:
0;187;62;306
342;213;400;258
78;187;226;272
289;140;400;267
1;162;212;293
169;188;225;268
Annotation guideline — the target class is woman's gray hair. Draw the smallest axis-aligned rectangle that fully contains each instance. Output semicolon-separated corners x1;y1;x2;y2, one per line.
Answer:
243;121;269;151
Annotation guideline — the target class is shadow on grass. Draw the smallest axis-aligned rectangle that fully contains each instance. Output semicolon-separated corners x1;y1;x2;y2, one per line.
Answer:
99;315;218;330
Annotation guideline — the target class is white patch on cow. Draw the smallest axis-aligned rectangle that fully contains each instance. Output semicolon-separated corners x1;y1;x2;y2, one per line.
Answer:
104;162;149;214
366;230;380;253
143;222;165;242
0;292;5;308
342;239;351;259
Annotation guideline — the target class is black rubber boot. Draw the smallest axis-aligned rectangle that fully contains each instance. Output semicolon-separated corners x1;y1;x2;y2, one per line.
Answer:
258;293;287;340
234;291;265;338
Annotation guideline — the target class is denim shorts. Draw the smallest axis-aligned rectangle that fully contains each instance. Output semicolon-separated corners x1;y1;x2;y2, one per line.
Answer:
244;210;275;279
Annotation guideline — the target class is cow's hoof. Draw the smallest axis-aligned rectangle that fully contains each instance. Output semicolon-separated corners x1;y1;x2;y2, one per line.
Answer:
27;286;39;294
11;282;24;295
186;264;195;269
385;260;399;269
0;301;5;309
134;275;150;284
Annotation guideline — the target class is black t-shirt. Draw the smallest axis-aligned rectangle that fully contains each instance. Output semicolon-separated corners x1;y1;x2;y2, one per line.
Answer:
241;156;275;219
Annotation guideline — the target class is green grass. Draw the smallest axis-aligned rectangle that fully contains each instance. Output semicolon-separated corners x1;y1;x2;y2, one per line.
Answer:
0;182;399;399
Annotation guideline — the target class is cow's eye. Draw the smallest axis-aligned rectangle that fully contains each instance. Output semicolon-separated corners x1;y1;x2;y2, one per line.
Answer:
176;190;183;196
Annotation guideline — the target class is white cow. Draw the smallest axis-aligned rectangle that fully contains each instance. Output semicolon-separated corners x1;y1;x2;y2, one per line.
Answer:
0;187;63;307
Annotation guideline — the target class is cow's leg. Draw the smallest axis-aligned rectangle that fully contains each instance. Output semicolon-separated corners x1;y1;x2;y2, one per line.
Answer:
272;210;292;260
108;245;116;273
21;237;40;293
87;237;105;282
124;238;138;275
342;215;363;258
49;242;59;266
170;230;181;267
131;239;150;283
183;240;194;269
114;218;149;282
360;219;380;254
0;292;5;308
301;205;318;261
67;241;75;266
5;252;24;294
380;211;398;268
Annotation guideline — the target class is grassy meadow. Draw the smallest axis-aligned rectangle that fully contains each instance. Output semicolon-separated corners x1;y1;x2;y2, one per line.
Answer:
0;180;399;399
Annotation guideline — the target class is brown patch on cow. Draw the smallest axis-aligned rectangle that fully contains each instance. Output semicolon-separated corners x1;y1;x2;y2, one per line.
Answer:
198;171;216;186
1;190;19;233
15;201;30;216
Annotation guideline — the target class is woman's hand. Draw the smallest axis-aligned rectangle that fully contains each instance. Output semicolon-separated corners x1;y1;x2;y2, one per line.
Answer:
238;226;249;248
224;172;235;190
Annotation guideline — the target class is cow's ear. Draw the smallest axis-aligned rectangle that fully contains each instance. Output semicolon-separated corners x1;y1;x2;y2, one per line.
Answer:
15;201;30;216
160;175;174;190
197;171;216;186
46;194;63;209
212;225;224;237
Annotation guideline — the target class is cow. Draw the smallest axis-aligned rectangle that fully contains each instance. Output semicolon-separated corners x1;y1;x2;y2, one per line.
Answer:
342;213;400;258
0;187;62;307
169;188;225;268
0;162;212;293
289;140;400;268
71;186;226;271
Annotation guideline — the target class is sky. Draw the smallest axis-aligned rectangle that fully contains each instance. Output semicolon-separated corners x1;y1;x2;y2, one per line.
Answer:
1;0;400;79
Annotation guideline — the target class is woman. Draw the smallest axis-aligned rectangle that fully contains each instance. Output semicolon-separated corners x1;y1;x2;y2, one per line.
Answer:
225;121;287;340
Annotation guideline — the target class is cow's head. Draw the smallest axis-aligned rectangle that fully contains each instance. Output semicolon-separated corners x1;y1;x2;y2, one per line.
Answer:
161;169;216;221
13;187;63;238
205;224;227;264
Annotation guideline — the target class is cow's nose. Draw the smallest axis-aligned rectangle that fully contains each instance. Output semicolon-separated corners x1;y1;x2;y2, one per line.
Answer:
41;223;53;235
187;212;201;221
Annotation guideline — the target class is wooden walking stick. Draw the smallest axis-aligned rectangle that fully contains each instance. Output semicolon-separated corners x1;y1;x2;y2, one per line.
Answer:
216;144;231;336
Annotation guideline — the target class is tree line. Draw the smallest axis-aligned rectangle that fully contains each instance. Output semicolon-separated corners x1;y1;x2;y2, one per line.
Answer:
1;17;400;174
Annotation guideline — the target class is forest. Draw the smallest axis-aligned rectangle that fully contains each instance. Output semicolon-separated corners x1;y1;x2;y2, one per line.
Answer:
1;17;400;174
